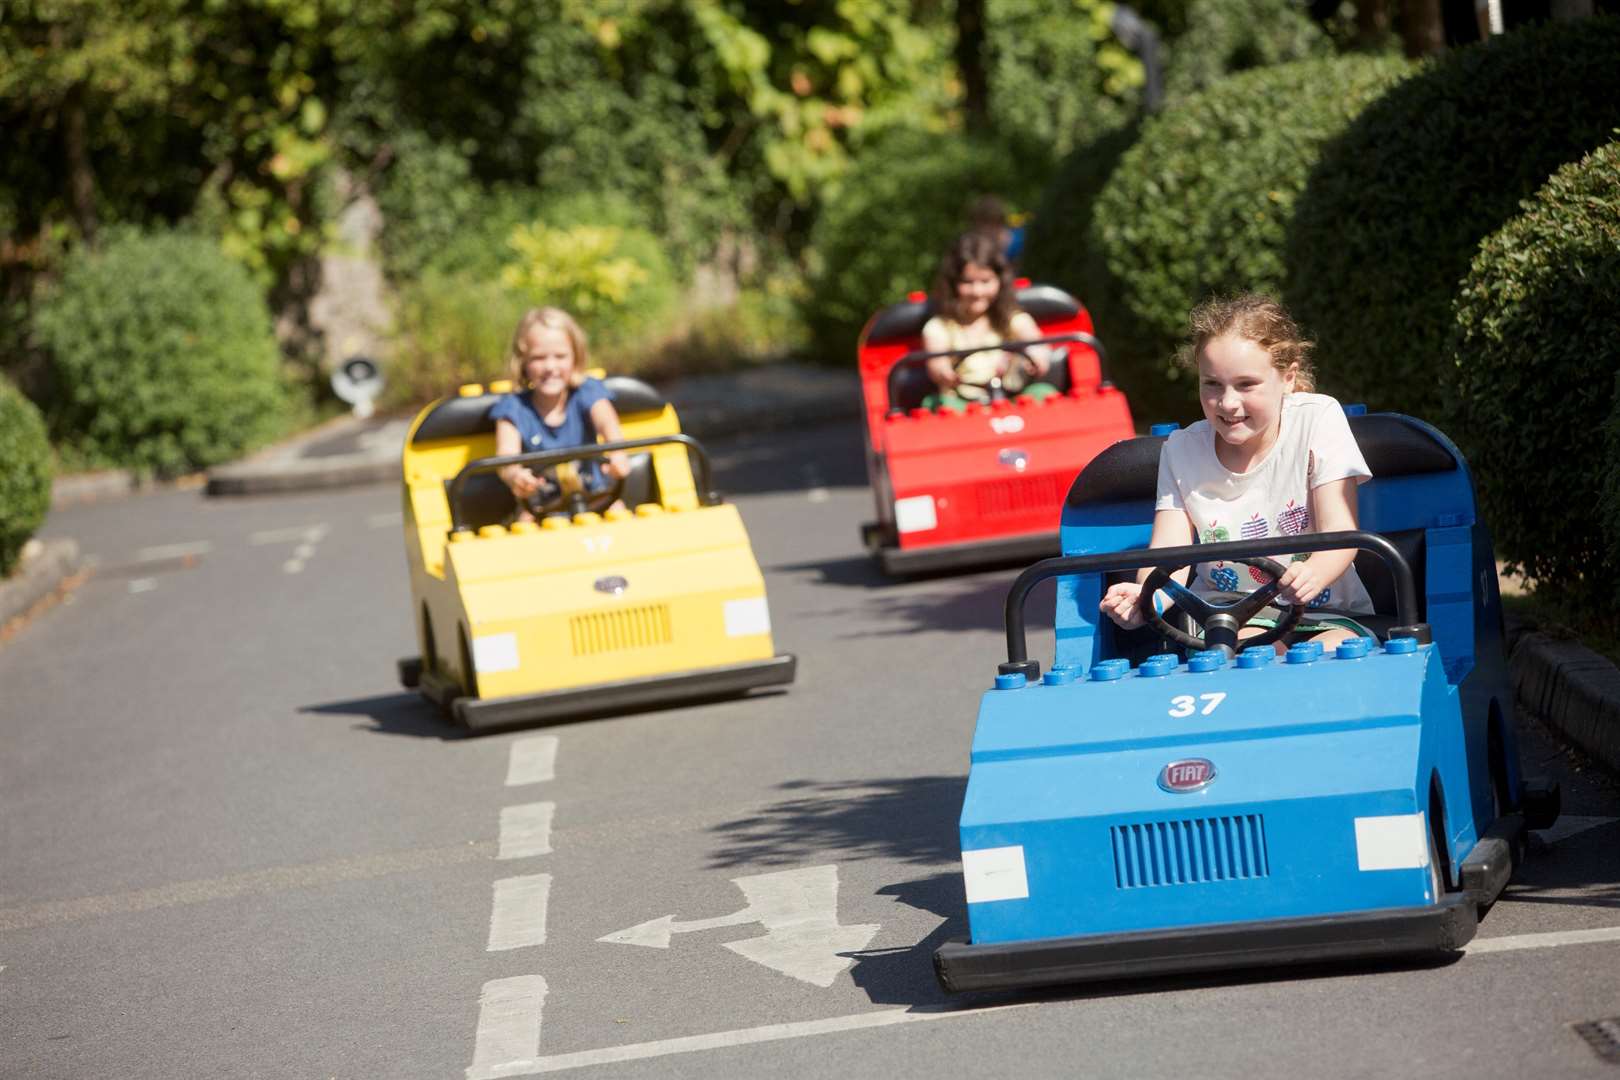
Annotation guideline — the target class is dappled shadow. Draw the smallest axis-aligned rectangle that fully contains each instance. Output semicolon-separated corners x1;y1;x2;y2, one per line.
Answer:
703;420;868;498
299;692;466;740
707;775;966;870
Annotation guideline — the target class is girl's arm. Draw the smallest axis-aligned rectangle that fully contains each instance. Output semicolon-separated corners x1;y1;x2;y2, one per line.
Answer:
1099;509;1195;629
590;397;631;478
1008;311;1050;377
494;418;542;497
1276;477;1360;605
921;321;960;389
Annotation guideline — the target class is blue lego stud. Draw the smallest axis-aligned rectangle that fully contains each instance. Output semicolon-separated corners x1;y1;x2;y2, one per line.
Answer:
1237;645;1275;669
1342;403;1367;417
1043;665;1079;686
1384;636;1419;655
1188;649;1227;672
1149;422;1180;437
1335;637;1372;660
1285;643;1319;665
1139;654;1177;678
1089;658;1130;682
994;672;1027;689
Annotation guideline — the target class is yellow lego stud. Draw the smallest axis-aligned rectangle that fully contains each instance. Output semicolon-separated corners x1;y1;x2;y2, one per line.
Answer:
635;504;664;517
489;379;514;393
541;516;570;530
458;383;485;397
572;511;602;526
604;506;631;522
449;530;473;543
478;524;508;539
509;520;539;534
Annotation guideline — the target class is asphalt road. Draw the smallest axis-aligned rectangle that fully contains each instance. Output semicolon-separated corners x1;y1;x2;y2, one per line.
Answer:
5;420;1619;1080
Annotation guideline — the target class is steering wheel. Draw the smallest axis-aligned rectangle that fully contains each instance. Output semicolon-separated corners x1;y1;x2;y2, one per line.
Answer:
524;461;626;518
1139;556;1301;655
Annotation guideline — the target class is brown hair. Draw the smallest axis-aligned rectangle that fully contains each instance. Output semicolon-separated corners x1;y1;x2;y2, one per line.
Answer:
930;231;1020;336
1180;293;1316;391
508;306;589;388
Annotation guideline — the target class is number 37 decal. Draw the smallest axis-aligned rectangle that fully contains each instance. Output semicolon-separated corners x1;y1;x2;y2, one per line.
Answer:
1169;692;1227;717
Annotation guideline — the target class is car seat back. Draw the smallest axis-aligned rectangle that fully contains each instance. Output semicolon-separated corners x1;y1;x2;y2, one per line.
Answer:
1054;411;1484;675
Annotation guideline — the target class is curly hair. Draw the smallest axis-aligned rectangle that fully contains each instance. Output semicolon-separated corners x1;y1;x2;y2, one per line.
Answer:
508;306;590;388
930;231;1019;336
1180;293;1316;391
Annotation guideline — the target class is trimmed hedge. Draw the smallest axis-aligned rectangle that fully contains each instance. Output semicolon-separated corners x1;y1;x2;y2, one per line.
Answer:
0;378;52;577
1088;54;1411;423
1163;0;1334;101
802;126;1053;359
1020;120;1140;303
33;230;287;476
1447;140;1620;597
1285;18;1620;420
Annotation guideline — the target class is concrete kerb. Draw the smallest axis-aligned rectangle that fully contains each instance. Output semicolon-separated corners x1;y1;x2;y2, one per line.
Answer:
0;538;83;634
1509;625;1620;781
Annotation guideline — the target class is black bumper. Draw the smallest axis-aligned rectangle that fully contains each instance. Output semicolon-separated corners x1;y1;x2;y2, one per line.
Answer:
403;654;796;730
935;896;1479;994
879;531;1060;576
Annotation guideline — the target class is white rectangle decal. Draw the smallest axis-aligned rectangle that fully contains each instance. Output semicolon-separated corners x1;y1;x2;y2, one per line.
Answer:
962;845;1029;903
473;632;520;673
724;597;771;637
894;495;937;534
1354;813;1429;870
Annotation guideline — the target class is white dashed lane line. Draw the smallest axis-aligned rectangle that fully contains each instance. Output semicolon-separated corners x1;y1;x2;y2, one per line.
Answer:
506;737;559;787
487;874;553;952
134;541;213;563
497;803;555;860
470;976;550;1080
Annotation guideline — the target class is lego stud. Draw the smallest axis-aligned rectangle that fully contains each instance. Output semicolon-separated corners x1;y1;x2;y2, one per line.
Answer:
1384;636;1418;654
1335;637;1371;659
458;383;485;397
635;504;664;516
1237;645;1275;669
1090;659;1130;681
1188;649;1226;672
509;520;539;534
1139;654;1176;677
604;507;631;522
1042;666;1078;686
477;524;507;539
994;672;1027;690
1285;644;1318;665
488;379;515;393
541;517;570;530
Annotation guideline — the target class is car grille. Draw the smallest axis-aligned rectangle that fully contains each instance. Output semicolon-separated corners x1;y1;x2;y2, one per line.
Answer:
570;604;672;656
1110;814;1270;889
975;473;1067;519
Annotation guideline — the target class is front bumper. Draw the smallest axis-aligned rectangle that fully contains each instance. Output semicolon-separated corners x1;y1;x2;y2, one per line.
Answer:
402;653;796;730
935;896;1478;994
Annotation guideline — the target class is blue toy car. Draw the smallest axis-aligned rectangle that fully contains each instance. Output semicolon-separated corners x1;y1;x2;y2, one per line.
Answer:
933;411;1560;993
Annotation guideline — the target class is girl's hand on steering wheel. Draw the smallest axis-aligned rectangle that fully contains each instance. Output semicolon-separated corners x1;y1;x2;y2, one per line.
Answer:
1277;558;1331;607
504;466;543;498
1023;350;1050;378
1100;581;1146;629
926;356;961;388
602;452;631;479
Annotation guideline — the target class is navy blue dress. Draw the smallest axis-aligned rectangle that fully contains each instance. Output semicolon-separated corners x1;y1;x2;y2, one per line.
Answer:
488;377;612;490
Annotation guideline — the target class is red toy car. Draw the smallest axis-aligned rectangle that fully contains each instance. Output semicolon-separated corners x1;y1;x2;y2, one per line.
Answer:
858;282;1135;574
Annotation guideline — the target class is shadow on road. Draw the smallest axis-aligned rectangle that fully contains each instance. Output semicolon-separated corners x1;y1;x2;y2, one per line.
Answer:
845;872;967;1007
704;421;867;498
299;692;465;740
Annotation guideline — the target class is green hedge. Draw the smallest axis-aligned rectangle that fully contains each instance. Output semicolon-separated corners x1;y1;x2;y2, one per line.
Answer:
32;230;287;476
0;378;52;577
1604;373;1620;611
1163;0;1333;101
1088;54;1411;423
1447;139;1620;597
1285;18;1620;420
803;126;1053;360
1020;120;1139;302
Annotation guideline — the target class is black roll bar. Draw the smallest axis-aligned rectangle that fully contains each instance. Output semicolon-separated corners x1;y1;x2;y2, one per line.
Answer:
885;332;1113;416
446;433;718;533
1000;530;1426;679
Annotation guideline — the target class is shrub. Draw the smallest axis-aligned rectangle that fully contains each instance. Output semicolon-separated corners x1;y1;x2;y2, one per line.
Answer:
1446;139;1620;602
1163;0;1334;101
372;131;484;281
803;126;1054;359
1088;54;1411;422
0;378;52;577
1284;18;1620;419
33;229;287;475
1604;373;1620;614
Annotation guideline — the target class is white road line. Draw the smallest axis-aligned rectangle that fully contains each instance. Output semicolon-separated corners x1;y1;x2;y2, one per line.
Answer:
128;578;158;594
369;512;403;528
506;737;559;787
283;559;305;575
134;541;212;562
468;975;549;1080
806;487;830;504
1467;925;1620;955
250;524;329;545
487;874;552;951
498;803;555;860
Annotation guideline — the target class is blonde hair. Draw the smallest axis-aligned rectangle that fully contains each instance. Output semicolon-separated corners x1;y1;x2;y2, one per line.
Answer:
1180;293;1316;392
508;306;589;388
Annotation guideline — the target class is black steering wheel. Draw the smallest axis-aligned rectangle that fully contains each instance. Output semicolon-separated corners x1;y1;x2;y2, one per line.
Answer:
524;463;625;518
1139;556;1301;655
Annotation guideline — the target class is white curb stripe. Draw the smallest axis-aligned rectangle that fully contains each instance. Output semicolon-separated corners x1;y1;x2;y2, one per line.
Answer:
1467;925;1620;955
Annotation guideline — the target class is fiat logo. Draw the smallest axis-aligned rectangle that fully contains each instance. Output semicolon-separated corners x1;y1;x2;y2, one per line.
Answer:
1158;758;1216;793
594;575;628;595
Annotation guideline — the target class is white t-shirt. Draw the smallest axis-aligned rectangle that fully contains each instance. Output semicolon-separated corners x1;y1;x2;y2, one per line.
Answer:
1154;392;1374;614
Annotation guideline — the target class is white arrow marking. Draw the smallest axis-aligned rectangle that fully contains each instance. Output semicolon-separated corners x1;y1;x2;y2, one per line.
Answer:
487;874;551;951
506;737;558;787
467;975;548;1080
498;802;554;860
1535;815;1617;846
598;865;880;987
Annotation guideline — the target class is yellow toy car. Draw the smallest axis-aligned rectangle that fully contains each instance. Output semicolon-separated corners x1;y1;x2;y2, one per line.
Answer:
395;375;795;728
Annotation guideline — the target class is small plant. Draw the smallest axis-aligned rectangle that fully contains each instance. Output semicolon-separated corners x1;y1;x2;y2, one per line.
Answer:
0;378;52;577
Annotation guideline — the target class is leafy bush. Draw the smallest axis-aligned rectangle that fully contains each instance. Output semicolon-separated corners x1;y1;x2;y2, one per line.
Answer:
0;378;51;577
803;126;1054;359
33;229;287;475
1088;54;1410;422
1446;140;1620;601
372;131;484;282
1604;373;1620;613
1163;0;1333;101
1285;17;1620;419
